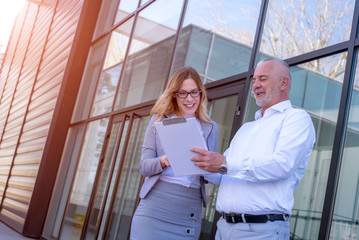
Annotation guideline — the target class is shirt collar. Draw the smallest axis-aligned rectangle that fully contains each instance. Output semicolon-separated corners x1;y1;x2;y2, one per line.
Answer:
255;100;292;120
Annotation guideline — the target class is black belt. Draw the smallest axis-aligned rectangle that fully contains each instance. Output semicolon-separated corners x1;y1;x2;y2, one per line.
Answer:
222;213;289;223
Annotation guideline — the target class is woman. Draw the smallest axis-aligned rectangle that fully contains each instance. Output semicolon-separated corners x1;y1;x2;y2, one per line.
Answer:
130;66;218;239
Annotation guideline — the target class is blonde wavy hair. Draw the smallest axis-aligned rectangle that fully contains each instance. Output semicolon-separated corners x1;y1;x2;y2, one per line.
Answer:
151;66;211;123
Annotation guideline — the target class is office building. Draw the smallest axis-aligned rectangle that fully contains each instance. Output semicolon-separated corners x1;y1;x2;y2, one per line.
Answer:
0;0;358;239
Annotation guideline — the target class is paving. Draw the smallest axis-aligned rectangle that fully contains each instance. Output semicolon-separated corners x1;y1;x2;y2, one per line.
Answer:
0;222;35;240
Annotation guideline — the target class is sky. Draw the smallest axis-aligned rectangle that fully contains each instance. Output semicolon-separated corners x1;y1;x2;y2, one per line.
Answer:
0;0;27;55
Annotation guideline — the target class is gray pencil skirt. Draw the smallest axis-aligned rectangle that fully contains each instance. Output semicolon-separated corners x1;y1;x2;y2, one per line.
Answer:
130;180;203;240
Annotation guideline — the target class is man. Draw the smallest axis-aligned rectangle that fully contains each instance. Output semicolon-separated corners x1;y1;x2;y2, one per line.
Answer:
191;58;315;239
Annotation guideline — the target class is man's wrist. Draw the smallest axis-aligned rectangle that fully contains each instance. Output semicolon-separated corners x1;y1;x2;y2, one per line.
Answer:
219;156;227;175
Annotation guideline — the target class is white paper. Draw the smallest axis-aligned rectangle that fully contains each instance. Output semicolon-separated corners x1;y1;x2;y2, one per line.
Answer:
154;117;210;176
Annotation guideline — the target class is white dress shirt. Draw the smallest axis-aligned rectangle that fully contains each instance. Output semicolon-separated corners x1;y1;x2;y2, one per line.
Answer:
216;100;315;215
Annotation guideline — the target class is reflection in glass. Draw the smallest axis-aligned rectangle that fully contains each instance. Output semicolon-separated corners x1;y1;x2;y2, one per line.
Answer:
199;95;237;239
105;116;150;240
330;54;359;239
72;38;109;122
46;125;87;239
103;18;134;69
172;0;261;82
93;0;119;39
86;120;123;240
98;119;129;239
114;0;183;110
90;18;134;117
59;119;109;240
115;0;139;24
261;0;354;59
245;53;347;239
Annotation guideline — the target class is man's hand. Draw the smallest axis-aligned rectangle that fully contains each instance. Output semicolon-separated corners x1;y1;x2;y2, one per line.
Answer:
190;147;225;173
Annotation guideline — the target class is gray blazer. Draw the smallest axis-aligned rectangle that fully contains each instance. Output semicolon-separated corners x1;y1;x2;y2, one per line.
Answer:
139;114;218;207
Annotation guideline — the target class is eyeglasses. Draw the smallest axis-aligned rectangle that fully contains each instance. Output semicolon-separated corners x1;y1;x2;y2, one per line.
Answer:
176;90;202;99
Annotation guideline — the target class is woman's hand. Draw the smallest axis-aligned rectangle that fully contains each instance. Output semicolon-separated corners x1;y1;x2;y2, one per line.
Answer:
160;155;170;169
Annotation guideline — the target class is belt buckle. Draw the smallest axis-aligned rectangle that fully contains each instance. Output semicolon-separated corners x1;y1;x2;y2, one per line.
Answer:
267;214;275;222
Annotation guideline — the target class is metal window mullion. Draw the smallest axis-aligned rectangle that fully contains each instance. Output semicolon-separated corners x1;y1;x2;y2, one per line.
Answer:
204;33;215;84
286;41;349;66
318;0;359;238
81;115;125;240
101;113;135;239
110;2;145;113
164;0;189;88
84;34;112;120
57;122;91;240
83;0;131;120
230;0;269;139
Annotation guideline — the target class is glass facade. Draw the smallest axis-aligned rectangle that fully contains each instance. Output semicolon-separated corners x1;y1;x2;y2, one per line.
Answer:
172;0;261;82
260;0;354;59
245;53;348;239
114;0;183;110
45;0;359;239
331;53;359;239
72;37;109;122
91;18;134;116
290;54;346;239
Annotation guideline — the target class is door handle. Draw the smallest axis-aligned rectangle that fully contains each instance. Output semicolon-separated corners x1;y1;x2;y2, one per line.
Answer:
235;106;241;116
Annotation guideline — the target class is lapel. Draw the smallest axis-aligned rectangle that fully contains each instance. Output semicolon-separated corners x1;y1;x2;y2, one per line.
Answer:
200;120;213;143
198;121;212;208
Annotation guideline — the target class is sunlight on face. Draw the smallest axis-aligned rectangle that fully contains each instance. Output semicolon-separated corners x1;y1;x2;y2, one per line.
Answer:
175;78;201;117
252;61;283;112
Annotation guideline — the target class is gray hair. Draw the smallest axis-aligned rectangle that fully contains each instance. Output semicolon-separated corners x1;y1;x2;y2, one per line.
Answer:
256;57;292;81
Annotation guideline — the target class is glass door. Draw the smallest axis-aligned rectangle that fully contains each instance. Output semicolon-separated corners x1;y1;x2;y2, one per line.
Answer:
199;81;247;239
85;114;129;239
101;115;150;239
83;113;150;240
59;109;151;240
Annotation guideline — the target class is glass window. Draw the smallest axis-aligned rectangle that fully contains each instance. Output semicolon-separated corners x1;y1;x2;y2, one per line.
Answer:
172;0;261;83
90;17;134;117
93;0;119;39
115;0;140;24
72;37;109;122
114;0;184;110
43;125;87;239
260;0;354;59
59;119;109;240
330;54;359;239
245;53;347;239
